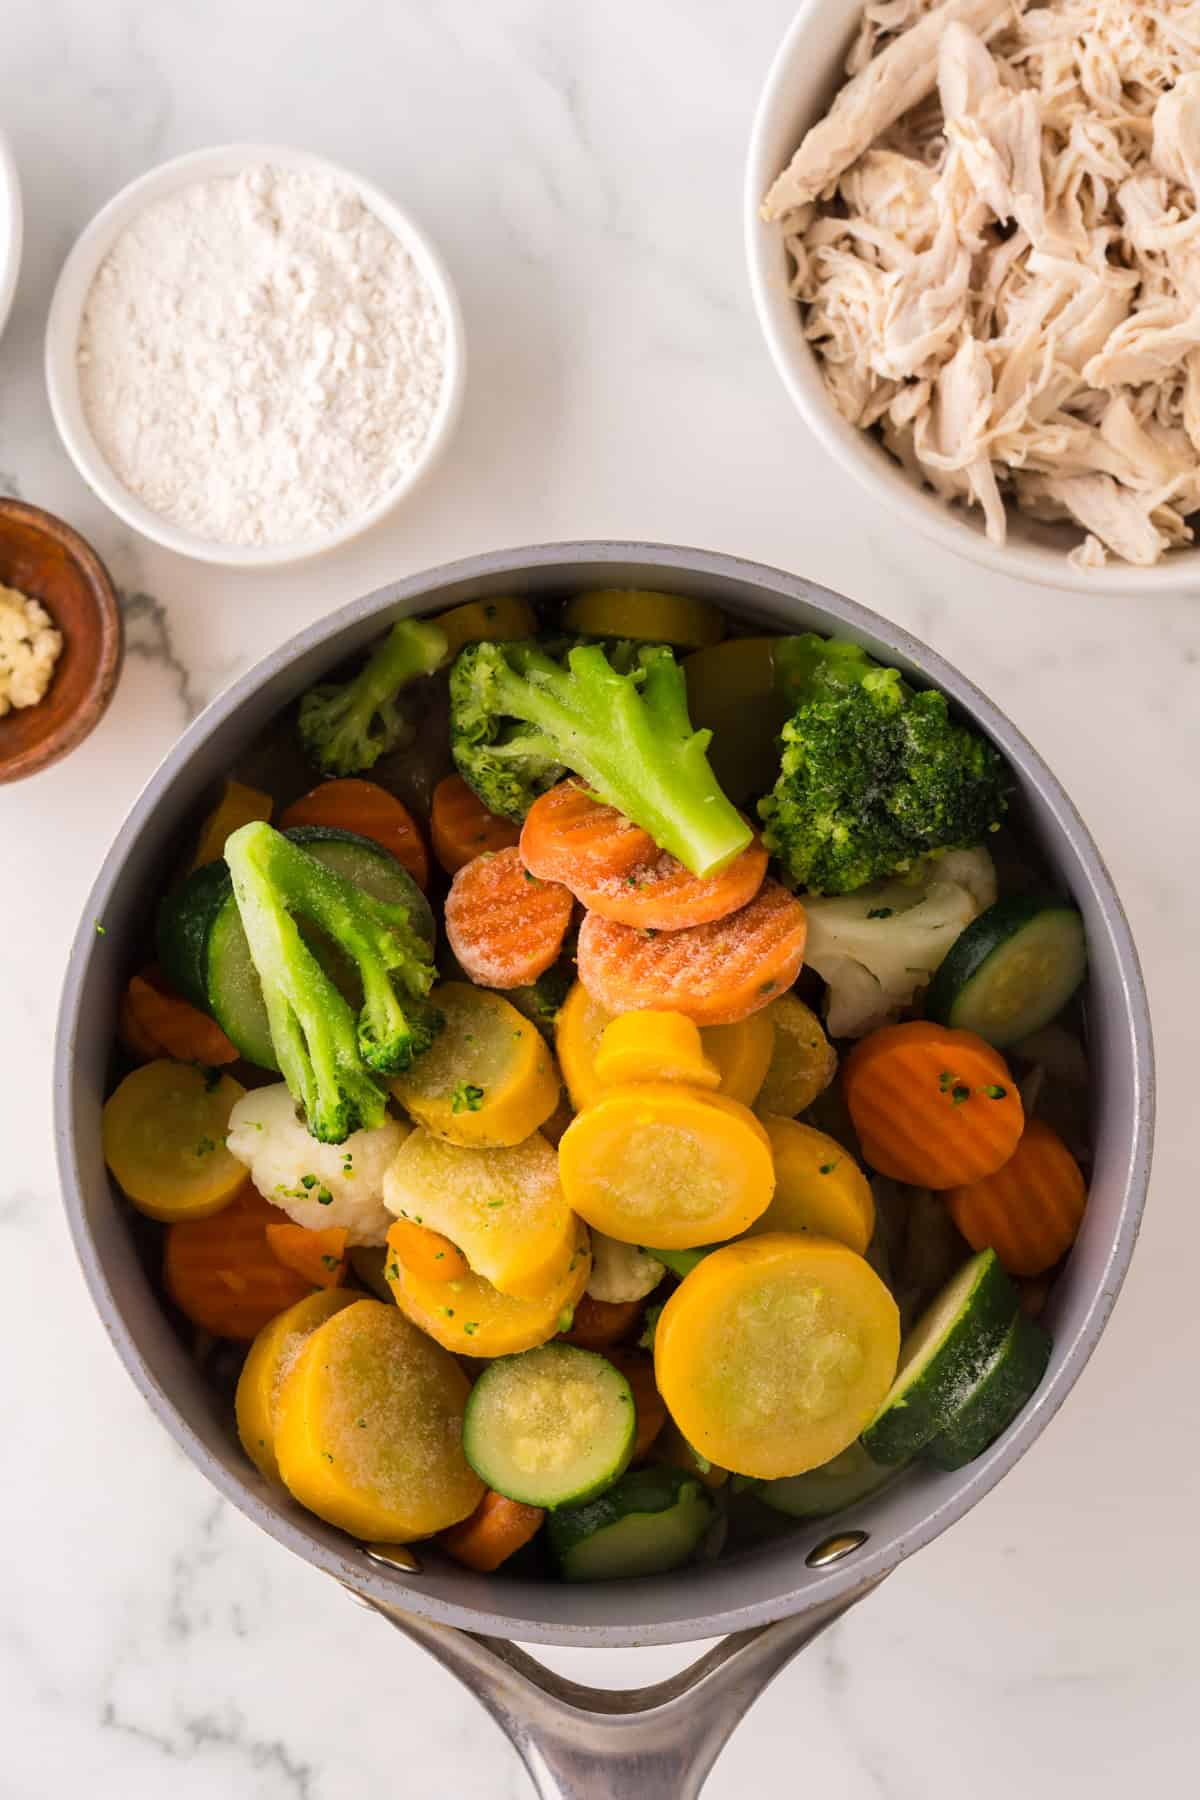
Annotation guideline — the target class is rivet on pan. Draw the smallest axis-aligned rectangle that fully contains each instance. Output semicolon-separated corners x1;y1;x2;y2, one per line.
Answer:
806;1530;869;1569
365;1543;423;1573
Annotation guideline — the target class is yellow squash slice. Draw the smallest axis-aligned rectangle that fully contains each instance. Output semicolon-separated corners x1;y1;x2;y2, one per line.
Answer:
383;1127;577;1299
654;1234;900;1478
752;1118;875;1256
391;983;559;1148
102;1060;248;1222
274;1299;483;1541
558;1084;774;1248
388;1216;591;1358
236;1289;361;1482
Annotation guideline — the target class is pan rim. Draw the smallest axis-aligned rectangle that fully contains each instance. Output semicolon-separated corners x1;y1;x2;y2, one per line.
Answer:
54;540;1154;1646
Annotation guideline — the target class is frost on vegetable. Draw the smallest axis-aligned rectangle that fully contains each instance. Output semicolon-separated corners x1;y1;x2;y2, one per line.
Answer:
759;636;1008;896
298;617;448;777
225;821;441;1144
226;1084;408;1245
449;638;751;878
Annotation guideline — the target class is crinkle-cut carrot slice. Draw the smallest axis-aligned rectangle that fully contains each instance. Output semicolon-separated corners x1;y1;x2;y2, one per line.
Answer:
946;1117;1086;1276
279;779;429;890
520;781;655;890
522;781;766;930
445;847;574;989
164;1186;316;1340
119;968;239;1067
431;774;521;875
576;880;808;1027
843;1021;1024;1189
570;835;767;931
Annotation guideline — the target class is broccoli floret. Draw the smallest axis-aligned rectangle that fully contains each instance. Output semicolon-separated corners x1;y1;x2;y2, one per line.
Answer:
298;617;447;777
759;635;1009;894
225;822;441;1143
449;639;751;878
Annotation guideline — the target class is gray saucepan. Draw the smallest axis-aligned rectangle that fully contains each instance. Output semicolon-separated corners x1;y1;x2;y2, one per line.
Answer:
54;543;1154;1799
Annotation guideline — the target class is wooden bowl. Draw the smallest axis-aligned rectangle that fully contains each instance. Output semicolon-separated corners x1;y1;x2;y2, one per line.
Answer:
0;500;122;782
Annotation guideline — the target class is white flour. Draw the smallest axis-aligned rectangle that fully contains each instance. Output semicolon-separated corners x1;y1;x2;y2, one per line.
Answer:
77;164;447;548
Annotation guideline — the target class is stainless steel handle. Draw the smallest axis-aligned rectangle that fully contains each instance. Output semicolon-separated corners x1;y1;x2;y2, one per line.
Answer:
346;1577;883;1798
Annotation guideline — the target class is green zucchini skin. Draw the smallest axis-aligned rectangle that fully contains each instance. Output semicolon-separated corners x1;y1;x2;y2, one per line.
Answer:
758;1441;897;1520
156;826;436;1069
547;1466;714;1581
925;896;1086;1047
157;859;234;1010
862;1250;1019;1465
924;1313;1052;1470
463;1345;636;1510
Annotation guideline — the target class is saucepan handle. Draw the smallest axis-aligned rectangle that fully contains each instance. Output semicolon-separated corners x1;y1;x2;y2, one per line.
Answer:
346;1576;884;1799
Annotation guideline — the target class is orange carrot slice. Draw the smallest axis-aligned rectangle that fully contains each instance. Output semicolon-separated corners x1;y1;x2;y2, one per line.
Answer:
521;781;767;929
445;847;574;989
520;781;654;890
431;774;520;875
843;1021;1024;1190
280;779;429;890
386;1218;470;1284
441;1489;545;1572
604;1349;667;1460
572;837;767;930
164;1187;315;1340
265;1223;349;1289
558;1295;643;1350
118;985;167;1062
576;880;808;1026
946;1118;1086;1276
119;968;239;1067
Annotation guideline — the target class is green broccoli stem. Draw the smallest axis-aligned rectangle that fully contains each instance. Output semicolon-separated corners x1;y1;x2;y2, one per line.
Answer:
498;643;751;877
261;827;437;1074
300;617;448;776
352;617;448;717
225;827;388;1143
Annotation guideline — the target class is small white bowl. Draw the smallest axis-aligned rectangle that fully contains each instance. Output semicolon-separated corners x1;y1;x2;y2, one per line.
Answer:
0;128;23;342
745;2;1200;596
45;143;466;570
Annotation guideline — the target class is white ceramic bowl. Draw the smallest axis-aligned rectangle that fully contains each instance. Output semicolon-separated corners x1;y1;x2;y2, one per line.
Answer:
45;143;466;570
0;128;22;342
745;2;1200;597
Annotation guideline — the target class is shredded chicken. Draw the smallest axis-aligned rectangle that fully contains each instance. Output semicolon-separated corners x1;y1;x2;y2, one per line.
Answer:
763;0;1200;569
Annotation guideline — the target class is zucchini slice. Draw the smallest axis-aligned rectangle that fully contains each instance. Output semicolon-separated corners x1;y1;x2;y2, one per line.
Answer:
547;1466;714;1580
924;1312;1052;1470
862;1250;1018;1465
925;897;1086;1048
758;1441;897;1520
158;827;434;1069
462;1344;636;1508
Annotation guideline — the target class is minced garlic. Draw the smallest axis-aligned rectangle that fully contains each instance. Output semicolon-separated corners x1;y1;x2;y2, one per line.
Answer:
0;584;63;716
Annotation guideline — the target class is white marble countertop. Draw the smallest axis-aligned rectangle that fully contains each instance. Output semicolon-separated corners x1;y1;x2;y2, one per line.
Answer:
2;1;1197;1794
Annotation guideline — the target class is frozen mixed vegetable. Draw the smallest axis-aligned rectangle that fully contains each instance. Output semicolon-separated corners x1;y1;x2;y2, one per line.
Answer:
100;588;1091;1583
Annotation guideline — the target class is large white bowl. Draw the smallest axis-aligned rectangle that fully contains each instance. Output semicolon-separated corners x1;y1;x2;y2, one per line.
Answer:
744;1;1200;597
0;128;22;343
45;143;466;570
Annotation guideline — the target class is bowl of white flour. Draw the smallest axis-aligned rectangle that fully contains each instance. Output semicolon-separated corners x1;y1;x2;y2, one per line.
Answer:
45;144;465;567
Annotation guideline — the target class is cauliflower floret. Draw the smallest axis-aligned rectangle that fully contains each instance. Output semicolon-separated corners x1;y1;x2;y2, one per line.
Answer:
226;1083;407;1245
585;1231;664;1305
805;848;997;1038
